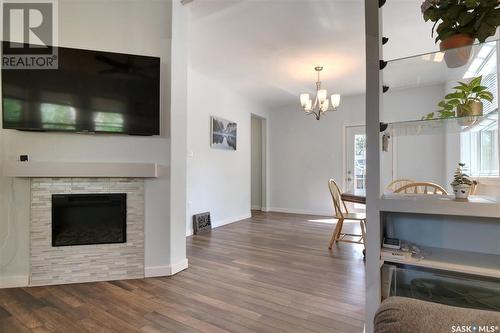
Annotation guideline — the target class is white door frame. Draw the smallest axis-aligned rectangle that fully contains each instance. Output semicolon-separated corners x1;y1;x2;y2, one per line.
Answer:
251;114;268;211
343;124;366;192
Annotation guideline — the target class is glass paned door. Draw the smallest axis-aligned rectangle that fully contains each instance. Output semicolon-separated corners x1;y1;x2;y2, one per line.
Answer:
345;125;366;194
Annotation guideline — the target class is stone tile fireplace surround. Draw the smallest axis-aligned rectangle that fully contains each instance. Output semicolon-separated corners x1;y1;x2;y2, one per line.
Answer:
30;178;145;286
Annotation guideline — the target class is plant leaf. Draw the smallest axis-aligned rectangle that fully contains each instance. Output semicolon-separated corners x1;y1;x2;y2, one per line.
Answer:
479;91;494;102
477;22;495;42
445;93;463;99
465;0;479;8
458;11;476;26
471;85;487;93
469;76;482;88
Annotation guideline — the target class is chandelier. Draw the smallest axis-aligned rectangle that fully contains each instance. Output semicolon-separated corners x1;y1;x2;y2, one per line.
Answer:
299;66;340;120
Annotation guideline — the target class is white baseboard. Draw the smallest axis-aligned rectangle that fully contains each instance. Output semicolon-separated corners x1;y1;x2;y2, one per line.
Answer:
0;275;29;289
251;205;261;210
186;212;252;237
267;207;332;217
145;258;189;277
213;213;252;228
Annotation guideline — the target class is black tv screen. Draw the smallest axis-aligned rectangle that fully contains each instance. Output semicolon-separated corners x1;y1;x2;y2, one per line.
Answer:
2;42;160;135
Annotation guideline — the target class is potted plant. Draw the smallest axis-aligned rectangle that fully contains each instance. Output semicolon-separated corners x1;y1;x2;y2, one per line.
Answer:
422;76;493;124
421;0;500;68
451;162;474;199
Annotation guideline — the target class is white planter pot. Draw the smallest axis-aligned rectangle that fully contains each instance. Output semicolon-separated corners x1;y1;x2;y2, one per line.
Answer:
452;184;471;199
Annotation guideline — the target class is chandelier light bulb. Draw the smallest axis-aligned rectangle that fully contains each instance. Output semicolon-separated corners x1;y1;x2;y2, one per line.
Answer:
321;99;330;112
331;94;341;108
317;89;327;104
300;93;310;107
305;99;312;111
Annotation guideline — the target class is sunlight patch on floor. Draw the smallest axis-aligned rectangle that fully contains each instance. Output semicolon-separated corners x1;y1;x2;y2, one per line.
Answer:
307;218;360;224
307;218;337;224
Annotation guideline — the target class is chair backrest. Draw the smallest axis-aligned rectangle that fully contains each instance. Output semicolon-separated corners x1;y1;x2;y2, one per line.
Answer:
328;179;348;219
385;179;415;193
470;180;479;195
394;182;449;195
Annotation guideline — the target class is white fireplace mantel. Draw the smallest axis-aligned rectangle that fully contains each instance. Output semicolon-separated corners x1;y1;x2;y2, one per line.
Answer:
2;161;168;178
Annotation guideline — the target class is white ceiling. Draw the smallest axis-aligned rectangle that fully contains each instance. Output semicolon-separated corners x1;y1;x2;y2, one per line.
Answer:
187;0;438;109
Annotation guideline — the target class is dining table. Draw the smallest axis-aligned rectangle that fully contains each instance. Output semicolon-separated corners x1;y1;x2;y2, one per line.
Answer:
341;189;366;205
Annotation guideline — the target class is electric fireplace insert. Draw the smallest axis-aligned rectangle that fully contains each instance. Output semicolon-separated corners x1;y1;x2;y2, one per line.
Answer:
52;193;127;246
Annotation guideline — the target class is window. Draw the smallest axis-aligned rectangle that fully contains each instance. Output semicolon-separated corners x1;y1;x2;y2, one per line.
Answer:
460;42;499;177
354;134;366;190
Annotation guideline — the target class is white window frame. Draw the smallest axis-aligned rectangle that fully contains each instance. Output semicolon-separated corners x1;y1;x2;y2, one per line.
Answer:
460;42;500;182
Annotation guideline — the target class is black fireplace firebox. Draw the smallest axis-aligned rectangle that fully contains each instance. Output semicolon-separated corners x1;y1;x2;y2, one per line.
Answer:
52;193;127;247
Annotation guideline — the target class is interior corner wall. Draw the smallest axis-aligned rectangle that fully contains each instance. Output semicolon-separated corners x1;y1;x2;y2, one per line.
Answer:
268;83;447;216
168;0;188;270
251;117;263;210
0;0;178;286
186;69;268;236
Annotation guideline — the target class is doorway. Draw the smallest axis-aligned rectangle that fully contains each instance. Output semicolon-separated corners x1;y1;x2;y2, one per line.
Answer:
345;125;366;194
251;115;266;211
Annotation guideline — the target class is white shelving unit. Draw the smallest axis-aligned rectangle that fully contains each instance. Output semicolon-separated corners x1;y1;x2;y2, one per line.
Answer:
364;2;500;331
380;194;500;219
384;110;498;137
382;246;500;279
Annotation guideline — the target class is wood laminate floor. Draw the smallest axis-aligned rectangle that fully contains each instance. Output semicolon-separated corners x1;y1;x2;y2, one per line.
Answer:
0;211;365;333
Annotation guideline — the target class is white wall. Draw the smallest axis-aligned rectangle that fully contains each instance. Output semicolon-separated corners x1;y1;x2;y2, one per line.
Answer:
385;84;447;187
268;83;446;216
186;69;268;235
268;94;365;216
251;116;262;210
168;0;189;274
0;0;188;286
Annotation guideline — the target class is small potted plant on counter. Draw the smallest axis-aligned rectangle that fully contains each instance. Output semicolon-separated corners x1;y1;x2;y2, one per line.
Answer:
421;0;500;68
451;162;474;199
423;76;493;124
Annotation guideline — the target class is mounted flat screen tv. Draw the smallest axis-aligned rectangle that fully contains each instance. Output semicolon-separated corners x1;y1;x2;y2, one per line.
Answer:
2;42;160;135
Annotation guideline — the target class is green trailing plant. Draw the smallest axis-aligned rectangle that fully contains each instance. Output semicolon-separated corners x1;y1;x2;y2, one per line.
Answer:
421;0;500;43
451;162;473;186
422;75;493;119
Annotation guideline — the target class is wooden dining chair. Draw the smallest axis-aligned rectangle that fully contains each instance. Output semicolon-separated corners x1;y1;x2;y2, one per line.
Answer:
328;179;367;251
394;182;449;195
385;179;415;193
470;180;479;195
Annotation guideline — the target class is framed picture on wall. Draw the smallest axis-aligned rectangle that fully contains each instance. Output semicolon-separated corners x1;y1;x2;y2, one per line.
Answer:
211;116;237;151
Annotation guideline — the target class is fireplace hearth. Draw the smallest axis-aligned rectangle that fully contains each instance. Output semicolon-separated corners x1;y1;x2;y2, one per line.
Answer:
52;193;127;246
